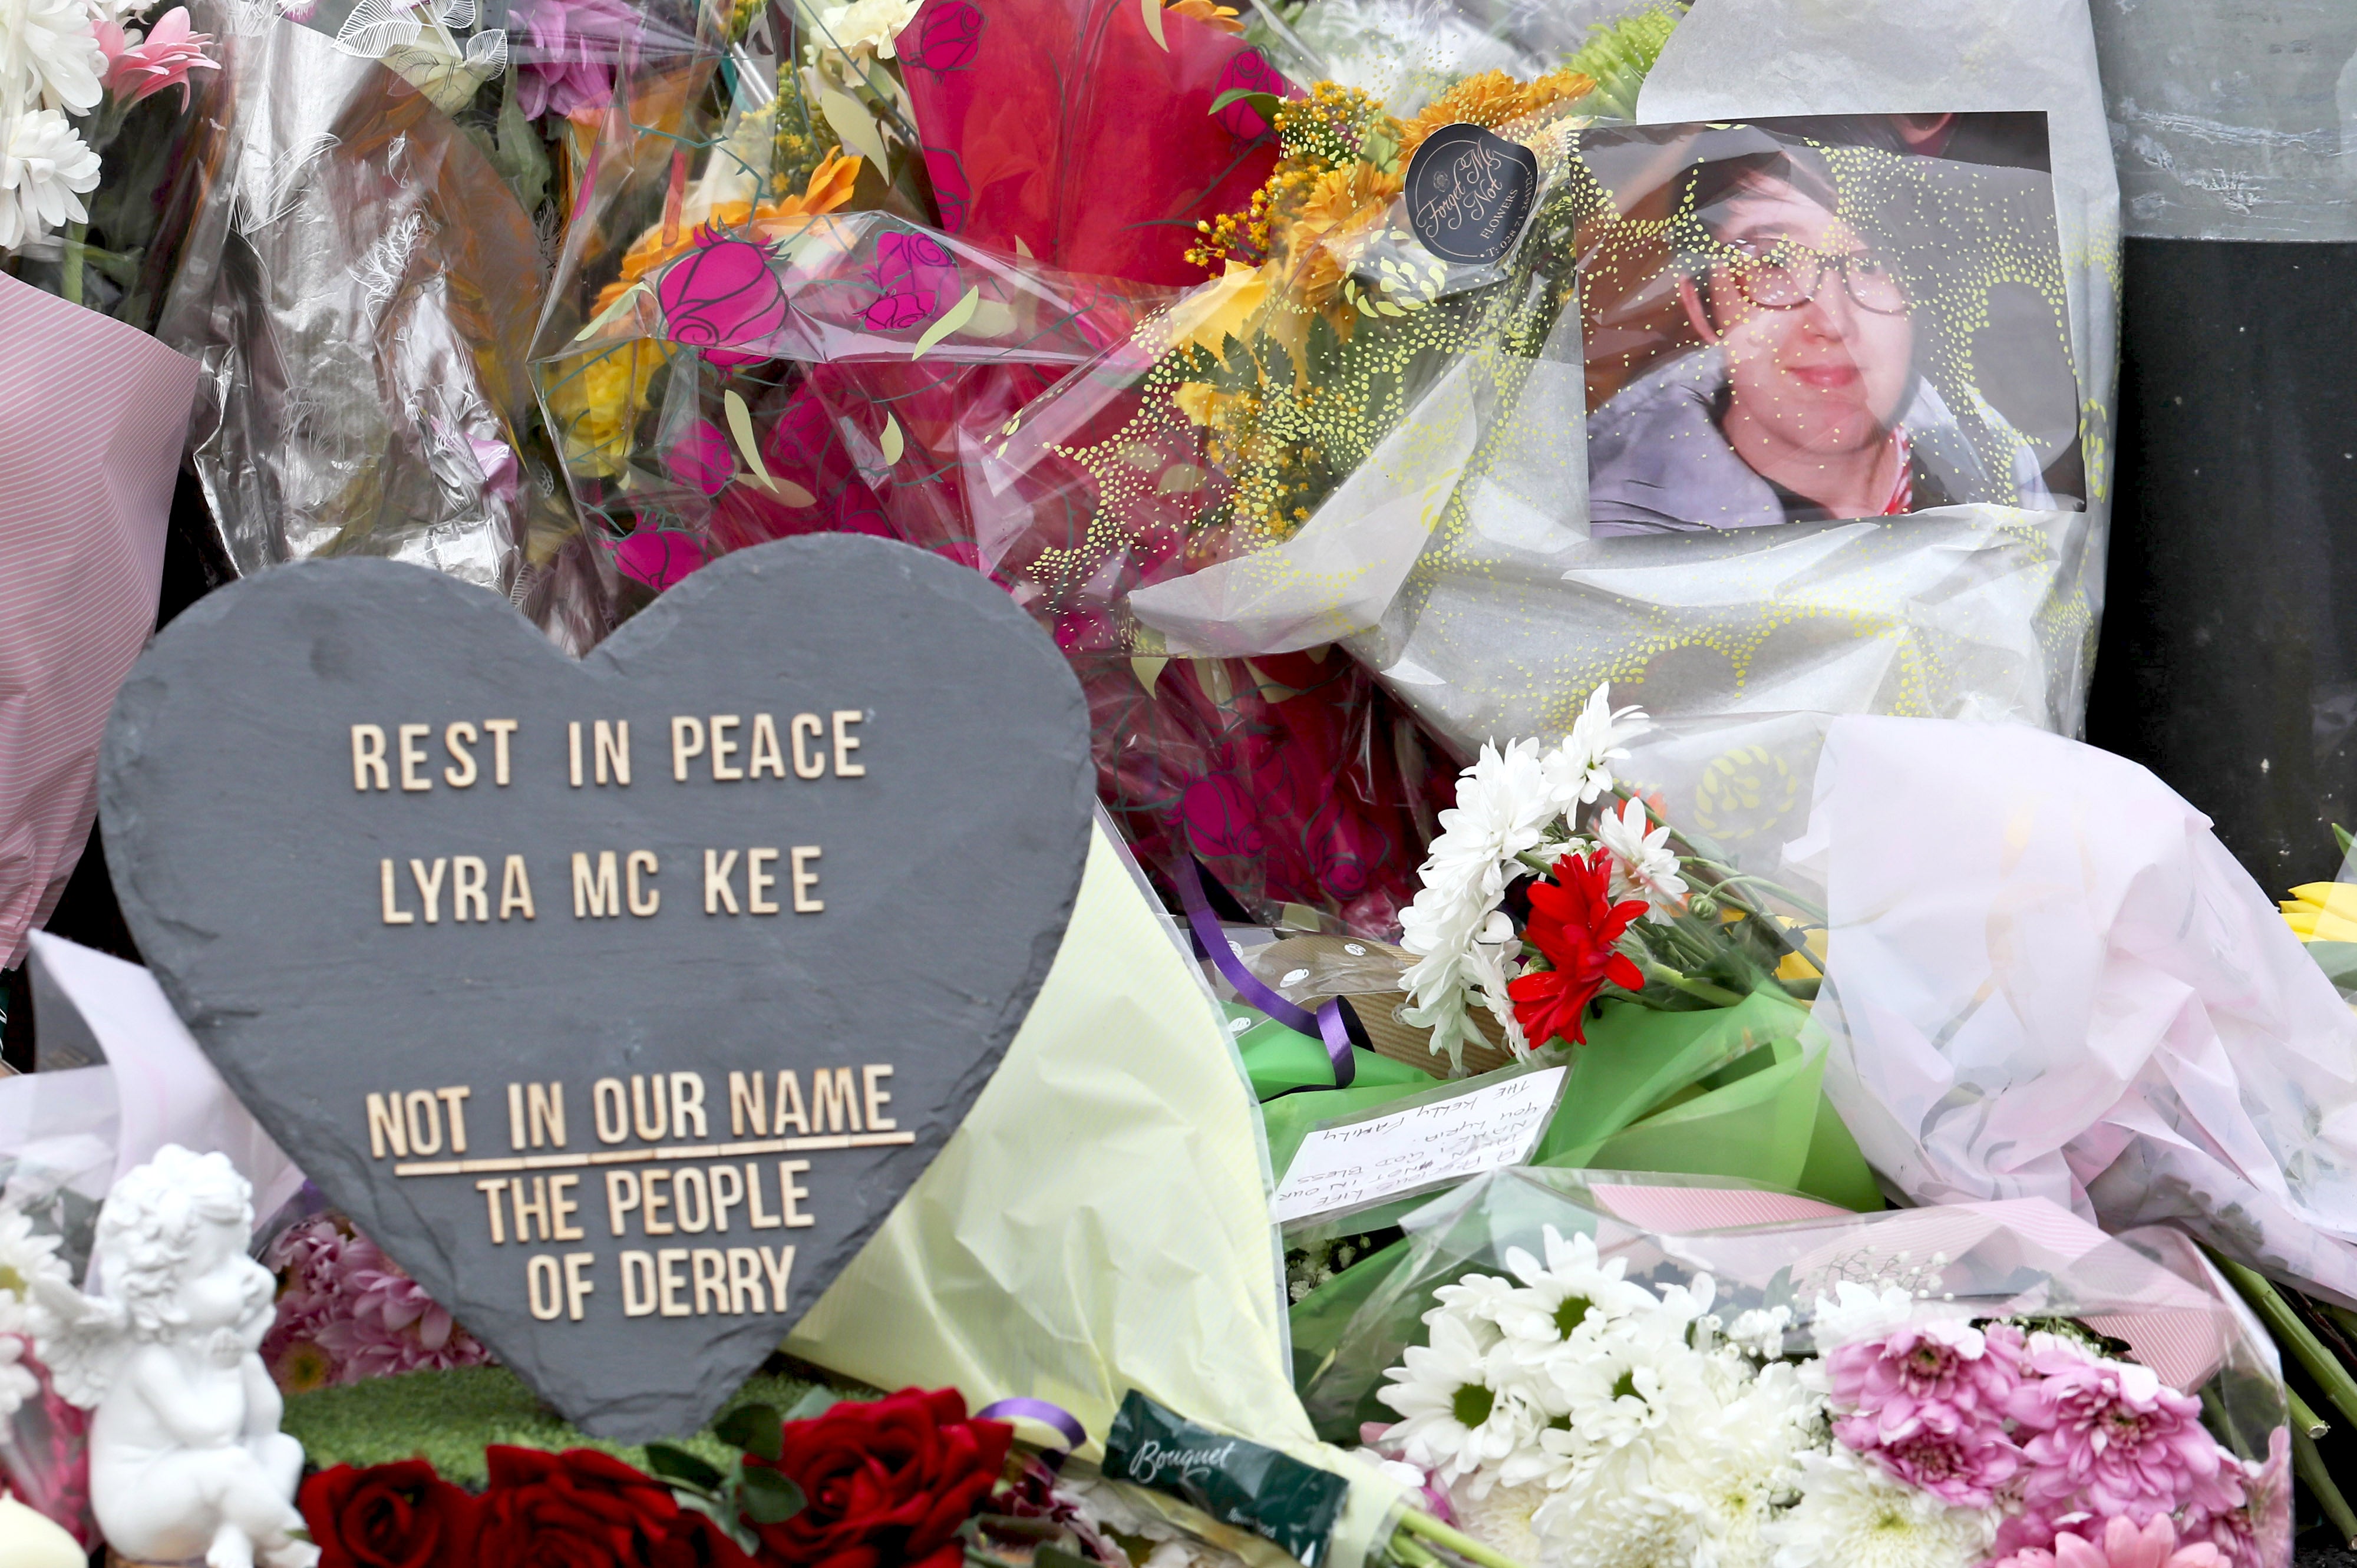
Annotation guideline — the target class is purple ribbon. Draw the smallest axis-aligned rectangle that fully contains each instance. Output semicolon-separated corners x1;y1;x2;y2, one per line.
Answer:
1176;859;1356;1090
977;1398;1088;1468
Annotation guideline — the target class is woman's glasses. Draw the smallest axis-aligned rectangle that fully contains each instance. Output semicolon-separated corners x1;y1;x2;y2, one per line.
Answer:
1719;242;1909;316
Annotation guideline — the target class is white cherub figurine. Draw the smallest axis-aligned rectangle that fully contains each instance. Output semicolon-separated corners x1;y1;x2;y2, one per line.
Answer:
31;1146;317;1568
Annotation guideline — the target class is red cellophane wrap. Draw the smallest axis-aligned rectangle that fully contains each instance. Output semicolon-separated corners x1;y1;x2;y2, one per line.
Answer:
895;0;1289;288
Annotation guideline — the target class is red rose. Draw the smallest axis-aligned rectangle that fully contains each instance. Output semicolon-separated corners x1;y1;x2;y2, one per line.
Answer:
299;1460;479;1568
475;1446;682;1568
750;1388;1014;1568
651;1506;762;1568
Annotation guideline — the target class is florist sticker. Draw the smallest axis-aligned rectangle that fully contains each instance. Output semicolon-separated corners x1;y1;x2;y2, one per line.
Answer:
97;535;1093;1440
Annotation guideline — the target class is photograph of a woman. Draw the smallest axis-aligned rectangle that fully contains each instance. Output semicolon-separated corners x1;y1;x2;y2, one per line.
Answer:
1577;120;2084;536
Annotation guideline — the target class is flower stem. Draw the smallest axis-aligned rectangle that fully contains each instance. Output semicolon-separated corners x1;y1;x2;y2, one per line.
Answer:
2209;1252;2357;1430
1395;1508;1534;1568
2292;1422;2357;1548
1635;960;1746;1009
2290;1385;2331;1439
61;221;87;308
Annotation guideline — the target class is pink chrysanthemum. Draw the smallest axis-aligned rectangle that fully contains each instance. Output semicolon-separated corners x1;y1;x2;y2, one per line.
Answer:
2180;1428;2287;1568
262;1216;491;1388
1828;1318;2026;1507
2010;1345;2241;1523
1833;1404;2023;1508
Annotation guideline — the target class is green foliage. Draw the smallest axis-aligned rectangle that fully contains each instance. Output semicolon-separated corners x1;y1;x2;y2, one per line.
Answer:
1563;4;1688;121
280;1365;858;1487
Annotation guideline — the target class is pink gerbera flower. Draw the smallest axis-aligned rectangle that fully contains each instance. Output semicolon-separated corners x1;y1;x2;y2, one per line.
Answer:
96;8;217;108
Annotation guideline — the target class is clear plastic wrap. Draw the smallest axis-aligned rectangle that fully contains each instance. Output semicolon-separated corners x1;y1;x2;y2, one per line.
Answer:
155;2;599;642
958;0;2116;880
1296;1167;2289;1566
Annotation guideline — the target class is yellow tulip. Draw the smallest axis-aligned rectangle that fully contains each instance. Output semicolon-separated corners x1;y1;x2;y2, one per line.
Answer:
2280;883;2357;943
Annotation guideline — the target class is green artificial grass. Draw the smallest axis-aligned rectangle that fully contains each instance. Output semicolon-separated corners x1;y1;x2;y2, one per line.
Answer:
282;1364;866;1486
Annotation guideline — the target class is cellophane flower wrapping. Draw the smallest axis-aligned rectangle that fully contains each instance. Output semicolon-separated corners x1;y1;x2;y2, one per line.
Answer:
1299;1167;2289;1568
963;0;2120;887
155;0;602;641
534;0;1447;933
1786;714;2357;1309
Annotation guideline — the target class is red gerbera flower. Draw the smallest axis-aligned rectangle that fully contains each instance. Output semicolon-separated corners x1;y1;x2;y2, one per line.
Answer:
1507;850;1648;1048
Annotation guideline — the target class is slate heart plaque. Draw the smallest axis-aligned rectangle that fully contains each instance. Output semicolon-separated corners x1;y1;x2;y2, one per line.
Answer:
98;536;1093;1438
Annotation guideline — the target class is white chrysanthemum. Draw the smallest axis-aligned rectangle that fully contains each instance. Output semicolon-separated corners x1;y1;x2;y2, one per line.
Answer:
1762;1450;1997;1568
1451;1477;1548;1565
1652;1361;1826;1568
0;1207;69;1334
1540;684;1650;813
0;106;98;251
0;1336;36;1423
806;0;920;55
1536;1443;1708;1568
1594;797;1688;922
1399;737;1560;1065
0;0;103;111
1377;1309;1534;1484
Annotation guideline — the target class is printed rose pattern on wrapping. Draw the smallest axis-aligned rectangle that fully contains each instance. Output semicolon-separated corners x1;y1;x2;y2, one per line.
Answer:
899;0;982;77
861;231;960;331
924;146;972;232
657;230;790;367
1210;48;1286;140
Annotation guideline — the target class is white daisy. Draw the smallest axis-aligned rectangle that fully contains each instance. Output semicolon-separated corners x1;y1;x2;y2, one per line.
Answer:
0;106;98;251
0;1336;37;1422
1761;1449;1998;1568
1494;1226;1652;1352
1376;1308;1534;1484
1594;796;1689;922
1540;684;1650;813
0;0;103;112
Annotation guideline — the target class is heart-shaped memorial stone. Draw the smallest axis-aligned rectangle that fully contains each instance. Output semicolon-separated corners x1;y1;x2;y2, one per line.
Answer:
99;536;1092;1438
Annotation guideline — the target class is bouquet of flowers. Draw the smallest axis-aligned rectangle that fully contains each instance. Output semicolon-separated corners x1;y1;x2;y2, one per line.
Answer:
1321;1170;2291;1568
1387;684;1815;1071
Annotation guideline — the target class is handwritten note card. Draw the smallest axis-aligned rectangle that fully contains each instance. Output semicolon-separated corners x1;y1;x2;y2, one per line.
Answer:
1272;1067;1567;1223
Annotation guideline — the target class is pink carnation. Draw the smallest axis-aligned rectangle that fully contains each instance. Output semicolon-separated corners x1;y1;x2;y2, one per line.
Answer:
2010;1345;2240;1524
1990;1514;2227;1568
